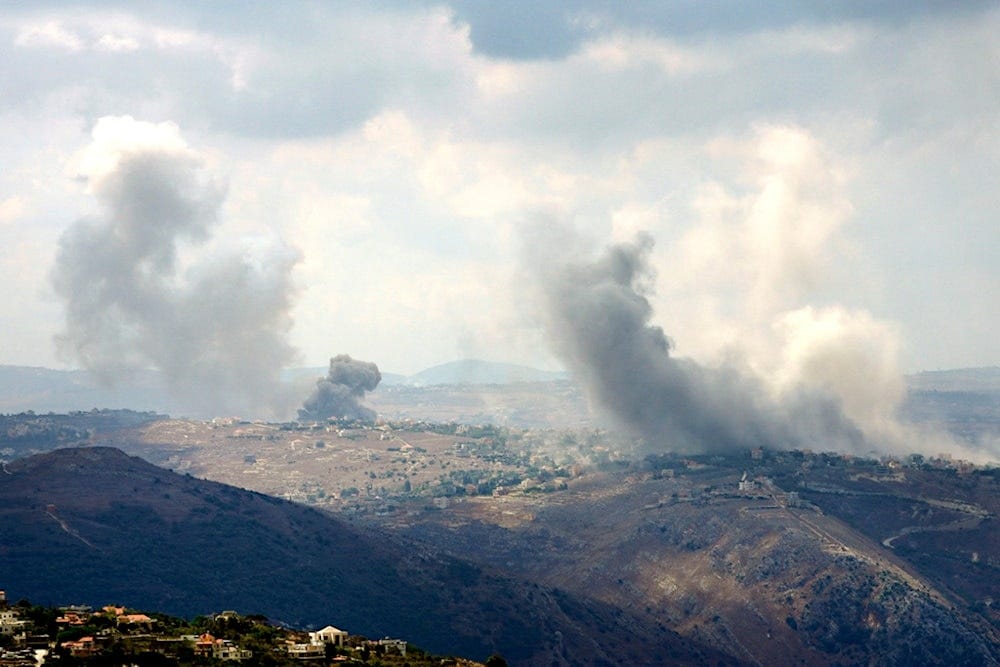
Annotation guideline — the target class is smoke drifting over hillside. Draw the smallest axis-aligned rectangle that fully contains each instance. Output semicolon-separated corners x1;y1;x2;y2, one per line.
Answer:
298;354;381;421
524;223;873;454
525;221;1000;462
51;117;299;418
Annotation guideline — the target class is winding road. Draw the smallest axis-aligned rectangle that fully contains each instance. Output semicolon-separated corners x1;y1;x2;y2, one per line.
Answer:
881;500;989;549
798;481;991;551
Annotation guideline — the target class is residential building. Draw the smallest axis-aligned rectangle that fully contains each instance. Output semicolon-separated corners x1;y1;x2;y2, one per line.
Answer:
213;641;252;661
62;637;98;658
310;626;348;647
0;610;27;637
377;638;406;656
286;643;325;660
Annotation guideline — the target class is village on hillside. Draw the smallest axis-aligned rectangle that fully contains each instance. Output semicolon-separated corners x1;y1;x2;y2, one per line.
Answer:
0;590;496;667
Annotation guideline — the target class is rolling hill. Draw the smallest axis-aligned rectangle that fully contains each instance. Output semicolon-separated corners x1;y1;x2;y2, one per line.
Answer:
0;446;730;666
387;455;1000;666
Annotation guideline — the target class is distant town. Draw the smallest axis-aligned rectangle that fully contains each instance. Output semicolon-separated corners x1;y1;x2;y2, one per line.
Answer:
0;590;496;667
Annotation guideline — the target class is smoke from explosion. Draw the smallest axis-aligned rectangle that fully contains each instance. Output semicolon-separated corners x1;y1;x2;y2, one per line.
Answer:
51;116;300;418
524;223;867;454
520;126;1000;462
298;354;381;421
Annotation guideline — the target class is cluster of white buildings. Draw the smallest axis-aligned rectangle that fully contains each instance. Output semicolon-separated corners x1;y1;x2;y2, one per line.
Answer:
0;590;410;664
287;625;406;660
286;625;349;659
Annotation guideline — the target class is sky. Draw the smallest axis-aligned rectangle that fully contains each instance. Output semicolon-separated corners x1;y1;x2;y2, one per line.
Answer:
1;1;998;390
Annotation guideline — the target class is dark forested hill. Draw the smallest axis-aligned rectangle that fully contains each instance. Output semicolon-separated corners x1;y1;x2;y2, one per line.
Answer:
0;447;731;667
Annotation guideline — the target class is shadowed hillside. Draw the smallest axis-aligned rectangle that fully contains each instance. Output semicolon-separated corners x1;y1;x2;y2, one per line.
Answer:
0;447;733;667
384;455;1000;667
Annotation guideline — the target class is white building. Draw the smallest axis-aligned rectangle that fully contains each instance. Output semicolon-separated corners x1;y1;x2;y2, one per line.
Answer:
738;471;757;493
378;638;407;656
213;641;252;661
287;643;325;660
309;626;348;648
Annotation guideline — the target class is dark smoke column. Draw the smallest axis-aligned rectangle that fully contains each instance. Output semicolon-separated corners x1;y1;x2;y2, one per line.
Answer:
298;355;381;422
524;224;864;454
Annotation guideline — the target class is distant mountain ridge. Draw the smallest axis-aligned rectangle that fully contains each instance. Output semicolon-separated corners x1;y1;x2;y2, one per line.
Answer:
3;362;996;420
292;359;565;387
396;359;567;386
906;366;1000;392
0;365;176;415
0;361;567;416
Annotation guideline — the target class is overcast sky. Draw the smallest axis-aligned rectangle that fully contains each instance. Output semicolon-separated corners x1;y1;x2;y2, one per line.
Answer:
1;1;997;379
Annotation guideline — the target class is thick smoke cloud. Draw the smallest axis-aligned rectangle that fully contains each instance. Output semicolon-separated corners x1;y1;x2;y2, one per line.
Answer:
525;223;866;454
298;354;381;421
51;117;299;418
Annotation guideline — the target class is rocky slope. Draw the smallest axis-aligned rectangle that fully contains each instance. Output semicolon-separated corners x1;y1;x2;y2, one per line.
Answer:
384;463;1000;666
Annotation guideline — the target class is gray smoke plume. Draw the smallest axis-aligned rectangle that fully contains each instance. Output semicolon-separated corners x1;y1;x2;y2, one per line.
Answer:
298;354;381;421
51;127;300;418
525;223;866;454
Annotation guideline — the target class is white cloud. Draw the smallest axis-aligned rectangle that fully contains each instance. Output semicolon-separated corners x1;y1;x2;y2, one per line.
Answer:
580;33;723;75
0;197;26;225
71;115;190;184
15;21;84;51
754;23;873;56
654;124;856;356
95;33;139;52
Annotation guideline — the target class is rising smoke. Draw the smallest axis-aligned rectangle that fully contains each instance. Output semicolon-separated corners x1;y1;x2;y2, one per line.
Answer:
298;354;381;422
524;222;867;454
51;117;300;418
521;125;1000;462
